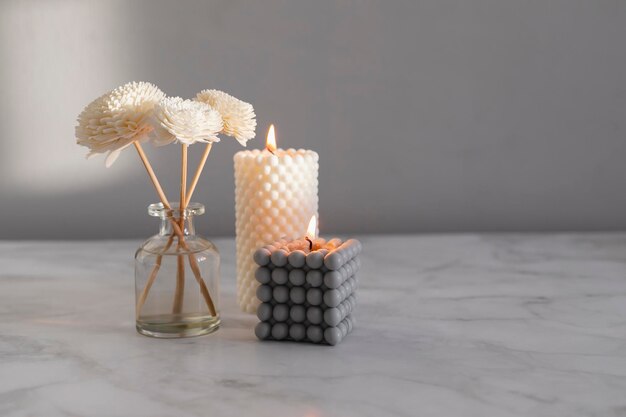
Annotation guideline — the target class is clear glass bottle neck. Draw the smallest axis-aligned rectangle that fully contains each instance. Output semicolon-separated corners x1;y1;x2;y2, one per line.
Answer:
159;215;196;237
148;202;204;238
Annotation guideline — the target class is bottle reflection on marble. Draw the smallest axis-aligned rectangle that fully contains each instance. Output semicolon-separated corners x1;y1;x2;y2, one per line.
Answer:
134;202;220;338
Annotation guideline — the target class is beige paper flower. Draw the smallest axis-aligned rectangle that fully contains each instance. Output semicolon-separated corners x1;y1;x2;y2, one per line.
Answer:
196;89;256;146
151;97;223;146
76;81;165;167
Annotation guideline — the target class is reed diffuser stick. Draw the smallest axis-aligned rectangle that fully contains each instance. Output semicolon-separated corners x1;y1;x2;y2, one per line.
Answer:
173;144;189;314
134;142;171;209
185;143;212;207
136;234;175;319
173;243;185;314
180;144;188;215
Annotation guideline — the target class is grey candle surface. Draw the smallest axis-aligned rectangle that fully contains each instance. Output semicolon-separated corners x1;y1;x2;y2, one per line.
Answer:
253;248;271;266
270;249;289;267
257;302;273;321
323;252;343;270
338;320;348;337
306;326;323;343
290;305;306;322
306;270;323;287
273;286;290;303
287;250;306;268
306;251;324;269
271;268;289;285
288;269;306;286
323;270;342;289
346;315;354;333
254;238;362;345
271;323;289;340
255;267;271;284
338;302;347;317
306;306;323;324
323;289;342;308
256;285;273;303
272;304;290;322
337;284;347;299
255;322;271;339
324;327;342;346
289;324;306;341
289;287;306;304
306;288;323;306
323;307;342;326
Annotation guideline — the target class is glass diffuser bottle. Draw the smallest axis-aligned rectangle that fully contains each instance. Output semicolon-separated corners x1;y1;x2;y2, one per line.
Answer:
135;202;220;338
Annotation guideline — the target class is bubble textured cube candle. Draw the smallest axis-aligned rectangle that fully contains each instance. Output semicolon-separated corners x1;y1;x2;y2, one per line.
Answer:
234;147;318;313
253;238;362;345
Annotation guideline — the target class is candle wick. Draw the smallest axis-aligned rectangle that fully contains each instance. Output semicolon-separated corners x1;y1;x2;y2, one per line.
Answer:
266;146;275;155
305;236;313;251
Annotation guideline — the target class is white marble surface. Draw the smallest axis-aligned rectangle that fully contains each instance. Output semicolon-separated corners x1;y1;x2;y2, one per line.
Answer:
1;234;626;417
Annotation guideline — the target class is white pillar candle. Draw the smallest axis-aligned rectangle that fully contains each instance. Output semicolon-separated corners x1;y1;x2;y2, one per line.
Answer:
234;125;318;313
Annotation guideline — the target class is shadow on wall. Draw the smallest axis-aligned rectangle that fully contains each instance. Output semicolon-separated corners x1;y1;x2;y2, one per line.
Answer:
1;1;626;239
0;1;167;239
0;1;139;196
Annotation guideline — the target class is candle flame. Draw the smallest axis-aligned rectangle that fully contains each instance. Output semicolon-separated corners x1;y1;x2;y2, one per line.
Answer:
266;124;277;153
306;215;317;239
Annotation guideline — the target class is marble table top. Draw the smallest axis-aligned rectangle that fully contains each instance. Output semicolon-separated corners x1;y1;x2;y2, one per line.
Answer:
1;234;625;417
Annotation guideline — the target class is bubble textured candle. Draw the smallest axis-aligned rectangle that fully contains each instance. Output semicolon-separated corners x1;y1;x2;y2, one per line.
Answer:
234;147;318;313
253;238;362;345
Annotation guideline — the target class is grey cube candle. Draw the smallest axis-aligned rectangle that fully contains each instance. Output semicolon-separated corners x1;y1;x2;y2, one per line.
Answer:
253;237;362;346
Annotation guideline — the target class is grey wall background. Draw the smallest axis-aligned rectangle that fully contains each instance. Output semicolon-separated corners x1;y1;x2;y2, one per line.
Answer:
1;0;625;239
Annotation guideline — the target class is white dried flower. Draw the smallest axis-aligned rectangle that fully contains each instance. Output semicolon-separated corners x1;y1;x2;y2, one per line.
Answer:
196;89;256;146
76;81;165;167
151;97;223;146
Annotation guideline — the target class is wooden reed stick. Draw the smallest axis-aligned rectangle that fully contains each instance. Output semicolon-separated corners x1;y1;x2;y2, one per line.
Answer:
182;142;218;317
136;233;175;319
134;142;171;209
173;241;185;314
165;218;218;317
173;144;188;314
180;144;188;212
184;143;212;207
188;253;217;316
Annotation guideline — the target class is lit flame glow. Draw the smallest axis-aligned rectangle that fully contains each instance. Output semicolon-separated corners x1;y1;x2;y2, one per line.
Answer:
266;124;277;153
306;215;317;239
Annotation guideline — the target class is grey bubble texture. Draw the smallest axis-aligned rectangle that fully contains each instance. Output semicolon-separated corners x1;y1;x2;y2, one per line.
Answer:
257;302;273;321
272;304;289;322
271;268;289;285
306;251;324;269
306;288;323;306
256;285;273;302
287;250;306;268
289;324;306;341
306;326;323;343
306;270;323;287
255;267;271;284
306;306;323;324
271;323;289;340
324;308;342;327
324;327;342;346
288;269;306;286
290;305;306;322
253;248;271;266
289;287;306;304
272;285;290;303
270;249;288;267
255;322;271;340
